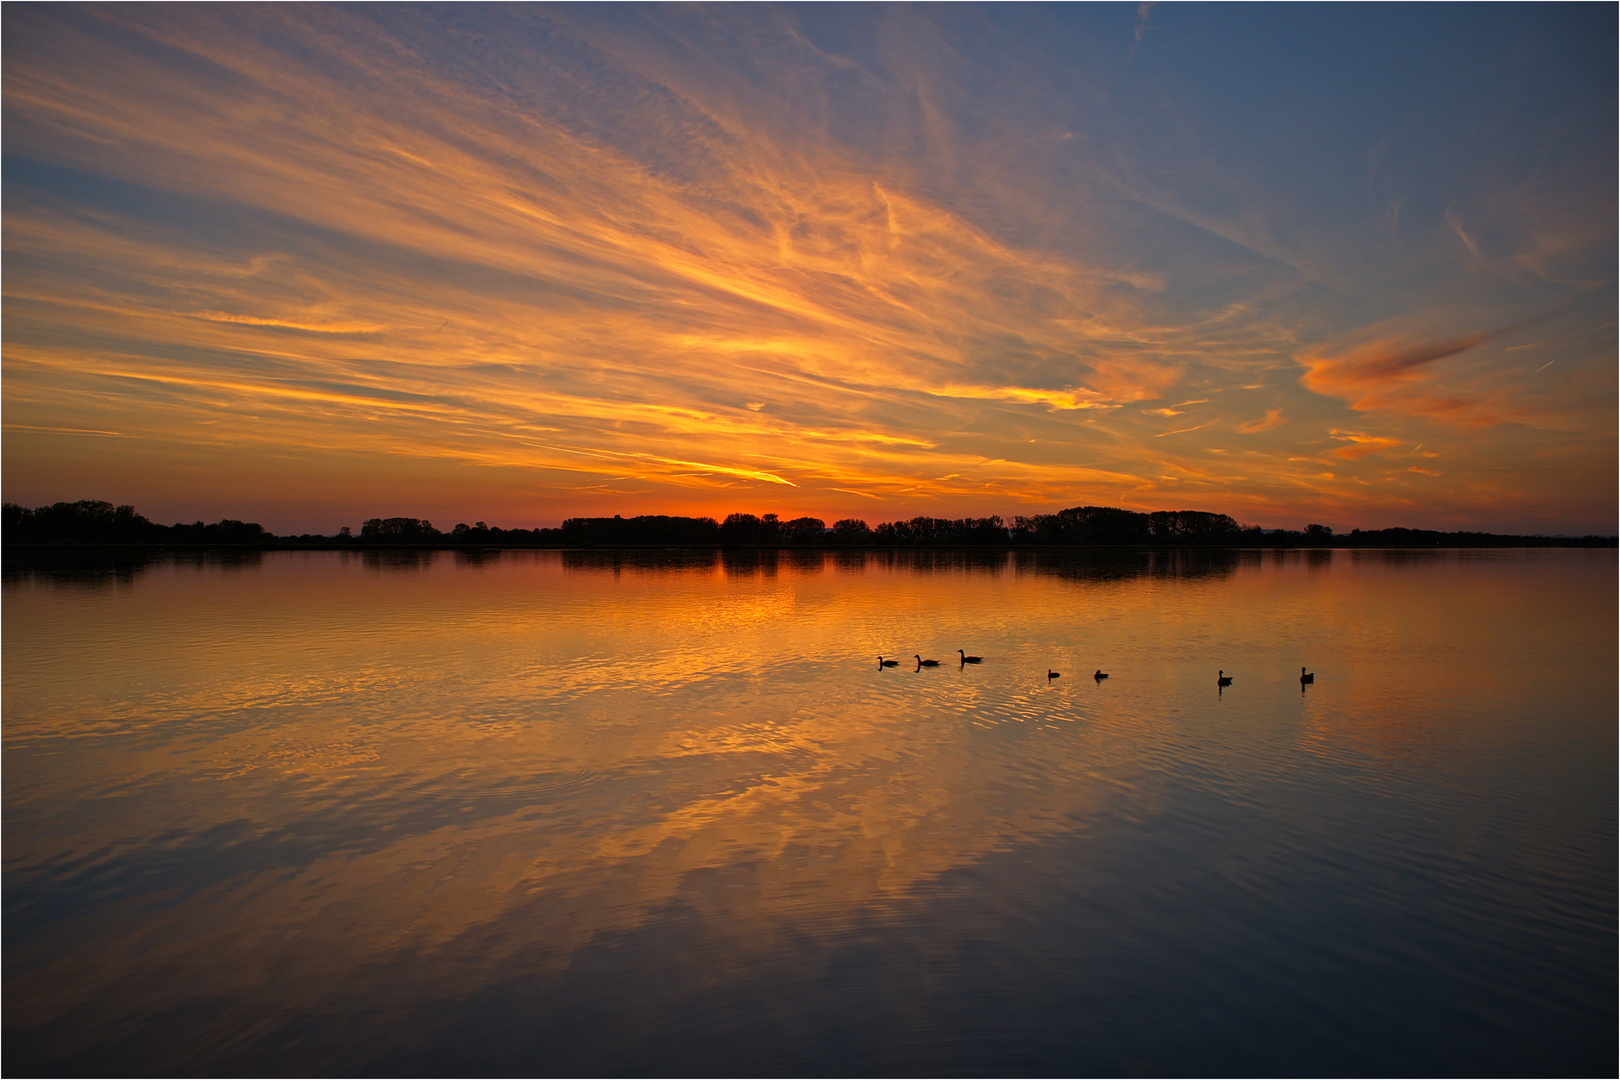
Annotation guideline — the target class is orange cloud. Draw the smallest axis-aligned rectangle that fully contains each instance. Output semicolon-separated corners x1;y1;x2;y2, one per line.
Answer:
1327;431;1403;460
932;384;1115;411
1;7;1613;535
183;311;386;334
1295;333;1519;428
1153;420;1218;438
1236;409;1285;433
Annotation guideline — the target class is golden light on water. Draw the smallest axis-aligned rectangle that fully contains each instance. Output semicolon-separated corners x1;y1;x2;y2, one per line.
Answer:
6;548;1614;1069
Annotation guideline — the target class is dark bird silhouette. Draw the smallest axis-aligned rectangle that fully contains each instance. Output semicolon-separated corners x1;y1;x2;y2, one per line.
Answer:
916;654;940;667
1048;669;1061;680
1094;669;1108;680
1218;670;1233;687
878;656;899;667
1300;666;1314;685
959;649;982;664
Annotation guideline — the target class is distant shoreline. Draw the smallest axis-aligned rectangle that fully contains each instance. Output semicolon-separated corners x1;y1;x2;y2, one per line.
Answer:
6;500;1615;552
5;536;1615;554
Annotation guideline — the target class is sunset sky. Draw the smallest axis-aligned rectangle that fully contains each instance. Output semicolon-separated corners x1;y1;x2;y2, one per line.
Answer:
4;4;1615;535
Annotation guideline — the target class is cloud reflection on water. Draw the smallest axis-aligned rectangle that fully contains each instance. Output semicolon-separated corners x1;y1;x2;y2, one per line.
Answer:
3;549;1614;1072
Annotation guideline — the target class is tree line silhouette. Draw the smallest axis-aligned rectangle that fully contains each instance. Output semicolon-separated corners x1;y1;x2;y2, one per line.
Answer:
3;500;269;545
3;498;1612;549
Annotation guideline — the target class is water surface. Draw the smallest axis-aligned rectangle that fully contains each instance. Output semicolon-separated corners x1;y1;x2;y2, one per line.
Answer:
5;548;1615;1073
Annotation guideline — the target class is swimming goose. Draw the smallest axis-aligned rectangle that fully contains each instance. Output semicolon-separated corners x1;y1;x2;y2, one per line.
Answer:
1048;669;1061;680
959;649;983;664
916;655;941;667
1217;670;1233;687
1094;669;1108;680
1300;666;1314;684
878;656;899;667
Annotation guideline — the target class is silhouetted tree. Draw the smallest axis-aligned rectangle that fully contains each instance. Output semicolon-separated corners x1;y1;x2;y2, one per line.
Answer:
969;515;1008;544
2;500;165;543
1149;510;1243;542
560;514;720;546
2;501;277;544
865;515;1010;546
832;518;872;545
206;519;268;543
719;513;763;544
1058;506;1151;543
1011;506;1149;544
781;516;827;544
7;498;1611;551
361;517;440;542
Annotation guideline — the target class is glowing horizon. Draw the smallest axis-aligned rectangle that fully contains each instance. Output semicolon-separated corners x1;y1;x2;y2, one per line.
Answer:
4;5;1615;535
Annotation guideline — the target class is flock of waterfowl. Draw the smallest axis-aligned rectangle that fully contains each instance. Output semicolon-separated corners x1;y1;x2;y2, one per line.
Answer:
879;653;1316;689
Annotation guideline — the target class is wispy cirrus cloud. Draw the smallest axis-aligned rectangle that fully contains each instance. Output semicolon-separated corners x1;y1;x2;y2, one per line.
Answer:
1327;431;1403;461
1236;409;1285;434
1;5;1613;534
184;311;386;335
3;5;1257;523
1296;332;1509;428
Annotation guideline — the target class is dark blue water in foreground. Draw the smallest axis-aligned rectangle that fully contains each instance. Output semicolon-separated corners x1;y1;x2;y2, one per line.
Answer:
4;548;1615;1074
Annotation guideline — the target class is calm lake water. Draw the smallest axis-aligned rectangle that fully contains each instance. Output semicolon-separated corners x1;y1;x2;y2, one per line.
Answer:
4;547;1615;1074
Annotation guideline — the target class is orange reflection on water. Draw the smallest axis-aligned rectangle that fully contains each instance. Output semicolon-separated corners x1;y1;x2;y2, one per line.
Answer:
3;548;1614;1068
